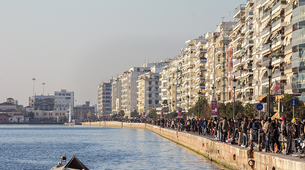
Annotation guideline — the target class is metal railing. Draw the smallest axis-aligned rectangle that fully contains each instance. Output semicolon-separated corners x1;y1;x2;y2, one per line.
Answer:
246;11;254;19
262;44;271;52
234;59;241;66
272;1;287;11
262;77;269;83
285;2;293;12
262;27;271;35
272;18;282;28
234;4;246;16
245;55;253;61
262;11;271;20
272;71;283;78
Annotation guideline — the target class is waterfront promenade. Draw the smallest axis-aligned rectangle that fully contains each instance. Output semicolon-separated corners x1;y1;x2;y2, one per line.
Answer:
79;121;305;170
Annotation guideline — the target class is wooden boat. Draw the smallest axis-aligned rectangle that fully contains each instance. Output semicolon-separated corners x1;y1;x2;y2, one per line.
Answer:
50;154;89;170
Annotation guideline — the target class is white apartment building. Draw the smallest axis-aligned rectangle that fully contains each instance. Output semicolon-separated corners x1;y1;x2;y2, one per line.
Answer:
120;65;153;118
98;79;113;117
137;61;170;116
54;89;74;118
111;78;121;115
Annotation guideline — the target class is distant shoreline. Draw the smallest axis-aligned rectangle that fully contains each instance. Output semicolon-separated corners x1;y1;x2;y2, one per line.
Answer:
0;122;64;125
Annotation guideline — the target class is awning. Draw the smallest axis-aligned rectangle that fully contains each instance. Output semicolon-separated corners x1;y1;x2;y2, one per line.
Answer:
272;11;281;19
260;20;270;31
262;34;271;44
240;47;245;56
256;95;267;101
284;13;292;24
275;94;284;101
240;76;246;85
271;112;280;120
284;54;292;62
270;31;278;40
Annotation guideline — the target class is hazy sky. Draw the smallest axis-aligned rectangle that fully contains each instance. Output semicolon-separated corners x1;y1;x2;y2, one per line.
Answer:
0;0;245;106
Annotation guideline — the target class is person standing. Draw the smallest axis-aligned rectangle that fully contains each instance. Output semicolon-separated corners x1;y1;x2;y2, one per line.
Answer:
281;117;287;154
286;120;294;155
198;118;203;135
241;117;248;147
203;118;207;135
222;117;229;142
264;117;271;152
270;120;280;153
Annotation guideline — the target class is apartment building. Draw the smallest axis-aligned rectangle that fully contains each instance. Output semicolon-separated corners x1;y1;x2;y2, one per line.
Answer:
120;64;153;118
111;77;121;115
137;61;170;116
159;35;210;113
205;22;235;103
98;79;113;117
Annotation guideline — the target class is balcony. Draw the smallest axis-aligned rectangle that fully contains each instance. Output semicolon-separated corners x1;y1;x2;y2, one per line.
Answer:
292;27;305;42
261;27;271;38
262;77;269;83
234;33;245;42
284;44;292;55
262;11;271;22
246;11;254;21
262;44;271;55
285;3;293;15
234;71;242;78
234;4;246;18
272;19;285;32
233;46;242;56
271;35;283;49
233;59;241;67
272;1;287;15
233;19;245;30
284;24;292;36
244;55;253;62
262;0;270;6
272;71;286;80
272;56;284;65
245;39;254;48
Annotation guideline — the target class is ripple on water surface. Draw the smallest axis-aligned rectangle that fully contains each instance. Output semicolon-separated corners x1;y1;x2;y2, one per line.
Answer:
0;125;226;170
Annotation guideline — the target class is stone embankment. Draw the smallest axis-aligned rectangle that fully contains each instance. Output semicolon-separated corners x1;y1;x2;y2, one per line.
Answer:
81;121;305;170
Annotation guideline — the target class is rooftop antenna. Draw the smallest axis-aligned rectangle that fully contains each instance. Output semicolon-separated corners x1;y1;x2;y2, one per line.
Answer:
222;17;225;22
32;78;36;96
42;82;45;95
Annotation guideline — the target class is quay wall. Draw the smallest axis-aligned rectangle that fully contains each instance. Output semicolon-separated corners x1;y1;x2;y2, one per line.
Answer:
81;121;305;170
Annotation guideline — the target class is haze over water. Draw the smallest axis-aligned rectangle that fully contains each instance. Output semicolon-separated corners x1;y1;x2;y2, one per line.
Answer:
0;125;225;170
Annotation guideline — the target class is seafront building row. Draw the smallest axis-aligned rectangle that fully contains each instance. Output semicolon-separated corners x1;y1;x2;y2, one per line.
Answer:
98;0;305;118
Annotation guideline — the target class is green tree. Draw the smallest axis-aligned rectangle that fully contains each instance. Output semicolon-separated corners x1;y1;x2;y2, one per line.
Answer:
130;109;139;118
217;103;228;118
244;103;257;119
226;101;244;119
194;98;211;119
168;111;178;119
280;94;305;119
118;110;125;117
147;109;158;119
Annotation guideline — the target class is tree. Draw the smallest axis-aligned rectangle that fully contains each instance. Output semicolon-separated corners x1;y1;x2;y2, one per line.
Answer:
226;101;244;119
118;110;125;117
217;103;228;118
194;98;211;119
130;109;139;118
280;94;305;119
168;111;178;119
147;109;158;119
244;103;257;119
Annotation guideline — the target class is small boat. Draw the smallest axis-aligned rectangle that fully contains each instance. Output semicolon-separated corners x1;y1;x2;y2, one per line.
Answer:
50;154;89;170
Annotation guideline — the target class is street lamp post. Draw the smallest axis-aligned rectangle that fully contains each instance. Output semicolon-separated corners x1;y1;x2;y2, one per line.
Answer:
198;91;201;118
267;62;274;118
233;76;237;120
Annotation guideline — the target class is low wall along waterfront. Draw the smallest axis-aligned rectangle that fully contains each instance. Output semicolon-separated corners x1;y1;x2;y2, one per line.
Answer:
81;121;305;170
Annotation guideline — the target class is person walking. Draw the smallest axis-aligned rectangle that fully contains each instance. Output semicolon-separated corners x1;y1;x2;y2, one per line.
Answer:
198;118;203;135
203;118;207;135
270;120;280;153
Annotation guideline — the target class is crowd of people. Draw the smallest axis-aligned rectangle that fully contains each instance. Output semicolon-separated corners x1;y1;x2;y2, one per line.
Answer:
148;116;305;155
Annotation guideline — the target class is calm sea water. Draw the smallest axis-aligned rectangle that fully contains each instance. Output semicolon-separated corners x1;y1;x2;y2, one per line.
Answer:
0;125;225;170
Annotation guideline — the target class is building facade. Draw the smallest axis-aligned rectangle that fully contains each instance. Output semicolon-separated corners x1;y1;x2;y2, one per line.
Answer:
98;79;113;117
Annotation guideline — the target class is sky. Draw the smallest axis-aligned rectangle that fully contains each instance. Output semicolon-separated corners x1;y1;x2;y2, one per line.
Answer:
0;0;246;106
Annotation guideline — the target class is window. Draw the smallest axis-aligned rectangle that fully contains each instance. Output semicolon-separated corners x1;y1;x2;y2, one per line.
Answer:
155;100;159;104
148;100;152;104
149;94;152;97
148;87;152;91
155;81;158;85
149;81;152;85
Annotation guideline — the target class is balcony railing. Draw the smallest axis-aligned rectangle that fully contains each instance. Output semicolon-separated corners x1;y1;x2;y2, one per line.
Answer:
285;44;292;52
272;71;283;78
262;77;269;83
285;2;293;13
285;24;292;33
272;18;282;28
234;70;241;77
246;11;254;19
262;27;271;36
272;1;287;11
234;19;245;29
234;4;246;17
262;11;271;20
244;55;253;61
245;39;254;47
262;44;271;52
234;59;241;66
